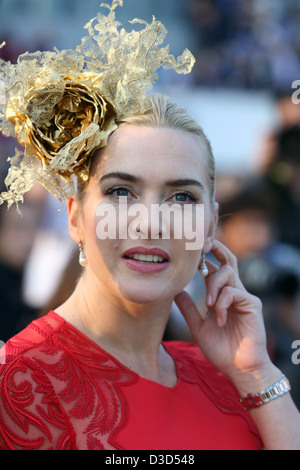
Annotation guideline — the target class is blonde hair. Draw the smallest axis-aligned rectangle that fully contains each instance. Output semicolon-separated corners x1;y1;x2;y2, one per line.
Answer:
118;94;216;202
77;94;216;202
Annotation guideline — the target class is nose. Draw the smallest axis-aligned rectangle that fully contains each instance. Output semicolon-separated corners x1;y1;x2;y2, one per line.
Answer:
130;197;182;241
129;198;164;240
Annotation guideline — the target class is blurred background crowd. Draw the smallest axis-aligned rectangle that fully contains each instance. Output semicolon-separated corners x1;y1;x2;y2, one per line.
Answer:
1;0;300;408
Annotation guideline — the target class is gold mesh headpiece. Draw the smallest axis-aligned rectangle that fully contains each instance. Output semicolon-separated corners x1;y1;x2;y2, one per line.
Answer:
0;0;195;209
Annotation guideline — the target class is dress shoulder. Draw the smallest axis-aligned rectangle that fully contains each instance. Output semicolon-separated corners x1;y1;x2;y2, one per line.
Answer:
0;314;76;450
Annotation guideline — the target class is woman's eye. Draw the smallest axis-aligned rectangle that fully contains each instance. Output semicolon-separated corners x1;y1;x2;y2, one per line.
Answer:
105;186;132;197
172;192;197;203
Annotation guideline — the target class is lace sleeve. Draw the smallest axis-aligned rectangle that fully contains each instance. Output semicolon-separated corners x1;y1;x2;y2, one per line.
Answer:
0;354;76;450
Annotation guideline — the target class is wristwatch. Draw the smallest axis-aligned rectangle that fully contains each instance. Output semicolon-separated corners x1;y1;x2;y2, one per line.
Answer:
240;375;291;410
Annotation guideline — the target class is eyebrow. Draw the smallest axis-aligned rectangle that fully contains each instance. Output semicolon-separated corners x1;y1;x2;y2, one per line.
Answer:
99;171;141;184
165;178;205;191
99;172;205;191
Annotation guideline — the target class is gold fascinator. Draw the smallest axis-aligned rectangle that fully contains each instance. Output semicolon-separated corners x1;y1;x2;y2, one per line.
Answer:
0;0;195;209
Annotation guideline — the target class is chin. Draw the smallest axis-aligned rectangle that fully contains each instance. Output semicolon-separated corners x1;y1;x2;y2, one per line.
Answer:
117;281;174;306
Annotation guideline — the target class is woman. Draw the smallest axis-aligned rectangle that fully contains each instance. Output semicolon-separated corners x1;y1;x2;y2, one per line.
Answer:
0;1;300;451
0;94;300;450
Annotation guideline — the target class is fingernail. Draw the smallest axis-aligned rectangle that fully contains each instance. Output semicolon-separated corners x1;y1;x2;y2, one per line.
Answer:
207;295;213;306
217;317;223;327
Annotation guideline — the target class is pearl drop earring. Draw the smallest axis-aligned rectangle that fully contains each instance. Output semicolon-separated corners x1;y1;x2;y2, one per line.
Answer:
199;253;208;277
78;241;88;267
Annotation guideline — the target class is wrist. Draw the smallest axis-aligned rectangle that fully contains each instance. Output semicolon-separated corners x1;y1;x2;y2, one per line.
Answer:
229;362;283;397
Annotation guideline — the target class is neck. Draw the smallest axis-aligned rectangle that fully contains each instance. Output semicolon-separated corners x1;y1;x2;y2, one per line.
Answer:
55;271;174;371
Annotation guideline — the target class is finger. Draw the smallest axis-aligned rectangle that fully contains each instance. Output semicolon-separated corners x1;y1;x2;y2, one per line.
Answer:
174;291;205;339
210;239;239;272
205;264;243;307
214;286;252;327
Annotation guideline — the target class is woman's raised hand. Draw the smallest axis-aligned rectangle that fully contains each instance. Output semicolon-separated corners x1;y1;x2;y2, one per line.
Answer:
174;239;275;390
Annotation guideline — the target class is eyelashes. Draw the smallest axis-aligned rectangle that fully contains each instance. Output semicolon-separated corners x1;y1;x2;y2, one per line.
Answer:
102;185;200;203
104;185;132;198
172;192;198;203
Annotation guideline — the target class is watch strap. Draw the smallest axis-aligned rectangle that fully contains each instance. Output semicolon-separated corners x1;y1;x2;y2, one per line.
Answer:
240;375;291;410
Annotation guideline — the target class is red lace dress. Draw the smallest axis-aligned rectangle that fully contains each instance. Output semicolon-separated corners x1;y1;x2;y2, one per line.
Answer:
0;311;263;450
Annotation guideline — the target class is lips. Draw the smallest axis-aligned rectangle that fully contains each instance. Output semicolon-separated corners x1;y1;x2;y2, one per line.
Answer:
121;246;170;273
122;246;170;263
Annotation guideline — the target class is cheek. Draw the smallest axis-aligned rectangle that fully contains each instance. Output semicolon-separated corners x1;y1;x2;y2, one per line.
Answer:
82;202;114;264
173;233;202;271
176;203;208;253
171;240;202;293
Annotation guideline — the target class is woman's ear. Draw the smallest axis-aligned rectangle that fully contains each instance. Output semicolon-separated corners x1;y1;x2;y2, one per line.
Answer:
67;197;83;244
203;202;219;253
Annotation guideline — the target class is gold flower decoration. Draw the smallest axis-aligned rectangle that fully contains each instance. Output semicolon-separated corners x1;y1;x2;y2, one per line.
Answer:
8;74;117;180
0;0;195;208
